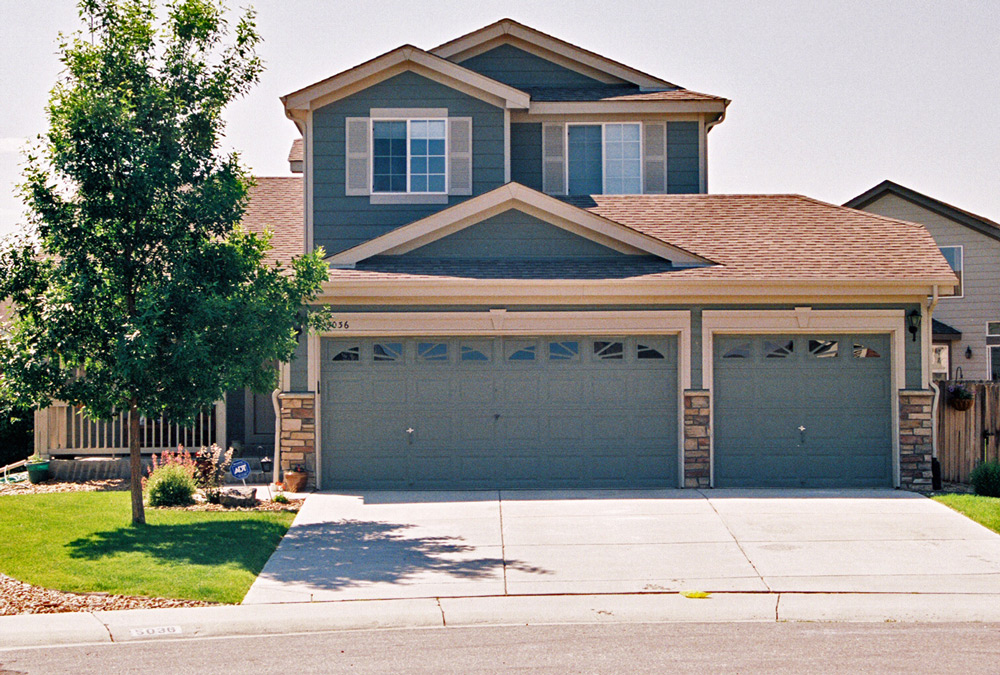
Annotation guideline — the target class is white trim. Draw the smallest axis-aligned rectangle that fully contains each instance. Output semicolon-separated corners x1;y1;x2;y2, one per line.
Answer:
327;183;710;267
370;118;449;196
319;309;691;488
564;122;643;196
305;110;314;253
526;101;728;116
282;46;530;112
701;309;907;488
939;245;964;299
503;108;511;183
371;108;448;118
308;332;322;489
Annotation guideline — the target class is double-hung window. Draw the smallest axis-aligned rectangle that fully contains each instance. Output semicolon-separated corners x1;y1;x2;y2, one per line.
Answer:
940;245;963;298
372;119;447;193
566;123;642;195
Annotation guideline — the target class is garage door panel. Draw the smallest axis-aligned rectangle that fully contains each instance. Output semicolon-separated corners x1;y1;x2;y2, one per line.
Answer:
714;333;891;488
322;335;678;489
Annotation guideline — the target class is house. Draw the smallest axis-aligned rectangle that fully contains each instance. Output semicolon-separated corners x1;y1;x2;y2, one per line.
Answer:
32;19;957;492
845;180;1000;382
260;18;957;492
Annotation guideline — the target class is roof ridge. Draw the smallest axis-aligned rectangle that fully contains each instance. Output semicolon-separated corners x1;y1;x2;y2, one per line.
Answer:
793;193;937;230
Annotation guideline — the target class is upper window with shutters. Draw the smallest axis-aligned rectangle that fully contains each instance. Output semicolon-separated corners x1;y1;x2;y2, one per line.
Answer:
345;111;474;206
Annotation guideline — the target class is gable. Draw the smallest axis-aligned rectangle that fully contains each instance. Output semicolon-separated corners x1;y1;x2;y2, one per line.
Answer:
457;44;613;90
399;209;630;260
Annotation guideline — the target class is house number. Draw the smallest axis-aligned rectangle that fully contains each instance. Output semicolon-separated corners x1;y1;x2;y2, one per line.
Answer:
330;320;350;330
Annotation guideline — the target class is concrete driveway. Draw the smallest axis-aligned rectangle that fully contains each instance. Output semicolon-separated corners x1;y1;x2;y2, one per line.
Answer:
243;489;1000;604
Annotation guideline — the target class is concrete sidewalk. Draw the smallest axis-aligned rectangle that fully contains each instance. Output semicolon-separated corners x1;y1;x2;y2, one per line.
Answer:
6;591;1000;650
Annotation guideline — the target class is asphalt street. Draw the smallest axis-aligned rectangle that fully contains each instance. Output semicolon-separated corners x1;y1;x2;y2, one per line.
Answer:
3;622;1000;674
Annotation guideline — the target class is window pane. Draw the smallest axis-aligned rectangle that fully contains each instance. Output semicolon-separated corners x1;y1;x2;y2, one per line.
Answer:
568;125;603;195
409;119;446;193
809;339;839;358
417;342;448;361
410;139;427;155
428;175;446;192
508;344;536;361
332;346;360;362
549;341;579;360
603;124;642;195
373;121;407;193
992;347;1000;381
722;342;750;359
853;343;881;359
638;344;664;359
764;340;794;358
374;343;403;362
594;340;624;360
461;344;490;362
987;322;1000;336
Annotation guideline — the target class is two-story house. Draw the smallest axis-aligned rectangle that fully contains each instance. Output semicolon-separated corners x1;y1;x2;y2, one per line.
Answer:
846;180;1000;382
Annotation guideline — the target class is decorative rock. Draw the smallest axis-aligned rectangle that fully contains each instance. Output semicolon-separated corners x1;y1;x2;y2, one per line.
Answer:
219;487;257;508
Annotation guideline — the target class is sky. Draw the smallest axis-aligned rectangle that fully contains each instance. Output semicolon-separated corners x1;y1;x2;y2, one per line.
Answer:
1;0;998;236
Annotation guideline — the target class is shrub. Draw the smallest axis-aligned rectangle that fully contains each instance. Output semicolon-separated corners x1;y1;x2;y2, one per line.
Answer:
193;444;234;503
272;493;289;504
970;461;1000;498
145;464;196;507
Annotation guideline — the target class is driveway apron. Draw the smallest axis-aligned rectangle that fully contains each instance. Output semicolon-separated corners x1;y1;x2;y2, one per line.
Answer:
242;489;1000;603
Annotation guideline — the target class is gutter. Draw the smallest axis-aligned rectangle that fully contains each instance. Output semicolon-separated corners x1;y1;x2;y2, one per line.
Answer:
927;285;941;461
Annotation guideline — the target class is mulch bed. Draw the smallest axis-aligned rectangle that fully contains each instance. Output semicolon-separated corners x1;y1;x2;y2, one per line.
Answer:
0;573;216;616
0;477;129;496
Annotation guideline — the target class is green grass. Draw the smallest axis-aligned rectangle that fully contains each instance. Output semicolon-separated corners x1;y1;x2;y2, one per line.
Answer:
933;493;1000;535
0;492;294;604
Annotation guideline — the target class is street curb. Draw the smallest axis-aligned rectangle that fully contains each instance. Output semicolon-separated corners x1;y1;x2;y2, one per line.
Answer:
6;592;1000;650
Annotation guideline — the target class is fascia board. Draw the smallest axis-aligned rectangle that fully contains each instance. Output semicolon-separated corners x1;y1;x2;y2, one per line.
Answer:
282;47;530;113
527;100;727;115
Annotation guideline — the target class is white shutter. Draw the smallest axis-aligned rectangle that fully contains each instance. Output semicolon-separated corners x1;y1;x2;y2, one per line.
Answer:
345;117;370;196
643;122;667;194
448;117;473;196
542;123;566;195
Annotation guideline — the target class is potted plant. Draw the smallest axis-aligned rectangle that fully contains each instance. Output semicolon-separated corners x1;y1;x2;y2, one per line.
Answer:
949;383;975;411
283;464;308;492
26;453;51;484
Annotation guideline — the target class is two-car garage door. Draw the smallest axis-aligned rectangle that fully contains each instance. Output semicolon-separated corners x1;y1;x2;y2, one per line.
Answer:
321;336;678;489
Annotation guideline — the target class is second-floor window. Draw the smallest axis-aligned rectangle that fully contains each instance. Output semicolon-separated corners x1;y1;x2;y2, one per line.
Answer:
940;245;963;298
567;123;641;195
372;119;447;193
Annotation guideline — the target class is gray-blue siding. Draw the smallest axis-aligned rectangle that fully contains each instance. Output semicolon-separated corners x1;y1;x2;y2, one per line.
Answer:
457;44;612;89
312;71;505;255
400;210;626;259
510;123;542;190
667;122;700;194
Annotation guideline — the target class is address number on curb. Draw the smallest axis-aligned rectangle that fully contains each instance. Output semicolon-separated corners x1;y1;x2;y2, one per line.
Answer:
129;625;183;638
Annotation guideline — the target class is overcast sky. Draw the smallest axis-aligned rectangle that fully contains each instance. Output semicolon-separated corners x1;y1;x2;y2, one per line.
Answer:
1;0;998;237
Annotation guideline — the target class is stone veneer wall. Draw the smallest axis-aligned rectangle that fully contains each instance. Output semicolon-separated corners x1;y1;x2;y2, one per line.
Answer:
683;390;711;488
278;393;316;488
898;390;934;492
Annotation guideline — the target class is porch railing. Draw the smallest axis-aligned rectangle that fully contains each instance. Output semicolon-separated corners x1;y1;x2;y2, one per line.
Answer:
34;401;226;457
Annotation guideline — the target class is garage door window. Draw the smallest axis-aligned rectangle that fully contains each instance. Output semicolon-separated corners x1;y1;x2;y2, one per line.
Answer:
332;346;360;361
507;341;536;361
764;340;793;358
460;343;491;362
853;342;881;358
373;343;403;362
417;342;449;362
722;342;751;359
637;344;664;359
549;341;579;360
809;339;839;358
594;340;624;360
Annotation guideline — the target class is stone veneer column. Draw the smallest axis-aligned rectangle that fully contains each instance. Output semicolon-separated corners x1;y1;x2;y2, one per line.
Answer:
278;393;316;488
683;390;711;488
898;390;934;492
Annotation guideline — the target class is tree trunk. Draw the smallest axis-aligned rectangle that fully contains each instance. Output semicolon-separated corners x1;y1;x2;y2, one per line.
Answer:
129;402;146;525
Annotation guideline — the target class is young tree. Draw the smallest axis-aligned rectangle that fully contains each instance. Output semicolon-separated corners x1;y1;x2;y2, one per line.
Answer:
0;0;328;524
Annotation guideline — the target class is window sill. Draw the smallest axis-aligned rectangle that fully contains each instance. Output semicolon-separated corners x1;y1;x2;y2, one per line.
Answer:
370;193;449;205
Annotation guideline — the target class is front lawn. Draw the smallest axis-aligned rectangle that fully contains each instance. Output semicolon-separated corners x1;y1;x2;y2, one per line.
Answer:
932;493;1000;535
0;492;294;604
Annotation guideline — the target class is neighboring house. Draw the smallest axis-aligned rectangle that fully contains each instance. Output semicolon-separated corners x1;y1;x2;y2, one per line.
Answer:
263;18;955;492
845;180;1000;382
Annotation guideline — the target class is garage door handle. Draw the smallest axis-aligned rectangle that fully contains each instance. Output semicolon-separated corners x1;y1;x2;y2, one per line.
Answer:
406;427;415;445
798;425;806;444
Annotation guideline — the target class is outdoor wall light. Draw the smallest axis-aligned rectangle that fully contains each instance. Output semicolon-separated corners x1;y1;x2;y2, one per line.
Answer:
966;346;973;359
907;309;922;342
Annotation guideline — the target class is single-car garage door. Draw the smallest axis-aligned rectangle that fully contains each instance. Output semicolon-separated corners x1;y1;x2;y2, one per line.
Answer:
713;334;892;488
321;336;677;489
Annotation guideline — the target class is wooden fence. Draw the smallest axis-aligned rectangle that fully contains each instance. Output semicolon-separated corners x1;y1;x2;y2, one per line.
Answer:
936;381;1000;483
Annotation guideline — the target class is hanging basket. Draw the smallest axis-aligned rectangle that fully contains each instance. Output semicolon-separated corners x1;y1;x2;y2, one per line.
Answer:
951;397;975;411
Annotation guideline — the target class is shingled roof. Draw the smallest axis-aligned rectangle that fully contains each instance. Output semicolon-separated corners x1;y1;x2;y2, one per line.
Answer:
241;177;303;266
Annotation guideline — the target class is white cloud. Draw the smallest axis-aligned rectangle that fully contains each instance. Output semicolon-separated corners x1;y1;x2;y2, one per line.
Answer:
0;138;28;154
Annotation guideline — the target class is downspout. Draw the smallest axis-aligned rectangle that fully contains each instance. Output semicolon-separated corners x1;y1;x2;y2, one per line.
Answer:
927;286;941;459
271;389;281;485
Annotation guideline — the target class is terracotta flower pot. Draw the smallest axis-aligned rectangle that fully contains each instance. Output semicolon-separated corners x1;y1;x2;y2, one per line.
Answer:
952;397;974;411
284;471;308;492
